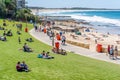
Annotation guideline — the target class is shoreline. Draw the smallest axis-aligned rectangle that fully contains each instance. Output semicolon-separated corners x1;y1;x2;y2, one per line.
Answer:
34;9;120;35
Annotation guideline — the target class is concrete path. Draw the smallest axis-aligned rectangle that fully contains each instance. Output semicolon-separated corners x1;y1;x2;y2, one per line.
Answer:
29;29;120;64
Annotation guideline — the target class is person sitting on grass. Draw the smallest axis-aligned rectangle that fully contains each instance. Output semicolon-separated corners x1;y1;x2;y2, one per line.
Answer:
3;22;6;26
3;31;7;36
16;61;22;72
21;61;29;72
52;47;58;53
0;36;7;41
43;52;54;59
17;31;21;35
23;43;33;52
60;49;67;55
16;61;29;72
6;29;13;36
26;38;34;42
38;51;54;59
38;50;45;58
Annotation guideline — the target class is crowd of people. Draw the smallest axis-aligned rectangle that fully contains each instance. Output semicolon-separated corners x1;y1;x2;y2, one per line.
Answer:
0;20;57;73
2;18;120;74
33;22;66;45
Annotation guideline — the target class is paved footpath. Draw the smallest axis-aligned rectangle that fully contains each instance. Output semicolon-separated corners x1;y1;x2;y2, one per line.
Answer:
29;29;120;64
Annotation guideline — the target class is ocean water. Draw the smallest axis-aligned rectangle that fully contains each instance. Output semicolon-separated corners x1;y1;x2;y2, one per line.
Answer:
39;10;120;34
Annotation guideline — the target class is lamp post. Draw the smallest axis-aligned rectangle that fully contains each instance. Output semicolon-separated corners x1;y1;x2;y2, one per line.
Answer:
52;30;55;47
51;22;55;47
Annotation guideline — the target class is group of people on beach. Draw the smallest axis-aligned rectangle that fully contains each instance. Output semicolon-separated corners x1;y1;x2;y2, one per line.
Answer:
107;45;118;60
33;21;66;46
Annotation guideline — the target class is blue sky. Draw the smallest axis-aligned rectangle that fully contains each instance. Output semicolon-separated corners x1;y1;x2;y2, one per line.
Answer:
26;0;120;9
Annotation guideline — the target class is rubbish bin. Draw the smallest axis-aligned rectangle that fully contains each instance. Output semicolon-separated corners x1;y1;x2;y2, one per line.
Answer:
55;42;60;49
25;27;28;32
96;44;102;52
44;28;46;33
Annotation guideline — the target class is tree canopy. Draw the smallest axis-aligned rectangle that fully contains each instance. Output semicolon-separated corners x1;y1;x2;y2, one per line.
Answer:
0;0;39;23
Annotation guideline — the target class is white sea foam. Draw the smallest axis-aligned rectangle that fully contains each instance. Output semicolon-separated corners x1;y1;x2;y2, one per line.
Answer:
71;15;120;26
38;10;120;27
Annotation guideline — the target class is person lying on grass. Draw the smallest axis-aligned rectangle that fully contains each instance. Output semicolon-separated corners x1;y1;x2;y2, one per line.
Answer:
38;51;54;59
26;38;34;42
16;61;29;72
23;43;33;52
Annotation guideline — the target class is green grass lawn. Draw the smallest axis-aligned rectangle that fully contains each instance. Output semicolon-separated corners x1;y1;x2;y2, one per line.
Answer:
0;19;120;80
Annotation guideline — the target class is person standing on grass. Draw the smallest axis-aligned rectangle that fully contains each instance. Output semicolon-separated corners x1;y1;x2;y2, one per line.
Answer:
18;37;21;44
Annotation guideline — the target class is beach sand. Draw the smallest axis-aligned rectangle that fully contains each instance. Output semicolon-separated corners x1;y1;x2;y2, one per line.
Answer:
51;20;120;53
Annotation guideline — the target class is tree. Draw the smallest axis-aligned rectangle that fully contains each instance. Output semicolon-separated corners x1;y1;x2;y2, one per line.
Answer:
0;1;6;18
0;0;40;23
4;0;16;18
15;8;32;21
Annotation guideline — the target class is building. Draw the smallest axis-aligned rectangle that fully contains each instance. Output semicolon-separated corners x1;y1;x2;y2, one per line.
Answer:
16;0;25;9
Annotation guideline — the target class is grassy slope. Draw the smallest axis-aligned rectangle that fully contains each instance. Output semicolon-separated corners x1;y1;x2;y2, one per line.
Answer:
0;19;120;80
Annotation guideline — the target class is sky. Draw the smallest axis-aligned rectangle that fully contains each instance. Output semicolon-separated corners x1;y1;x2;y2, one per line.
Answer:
26;0;120;9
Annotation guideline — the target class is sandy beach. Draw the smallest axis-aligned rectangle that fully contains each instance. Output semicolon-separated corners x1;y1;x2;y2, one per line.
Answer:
31;9;120;54
49;20;120;53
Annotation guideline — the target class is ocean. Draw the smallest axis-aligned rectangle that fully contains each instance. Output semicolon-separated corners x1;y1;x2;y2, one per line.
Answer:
39;10;120;34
